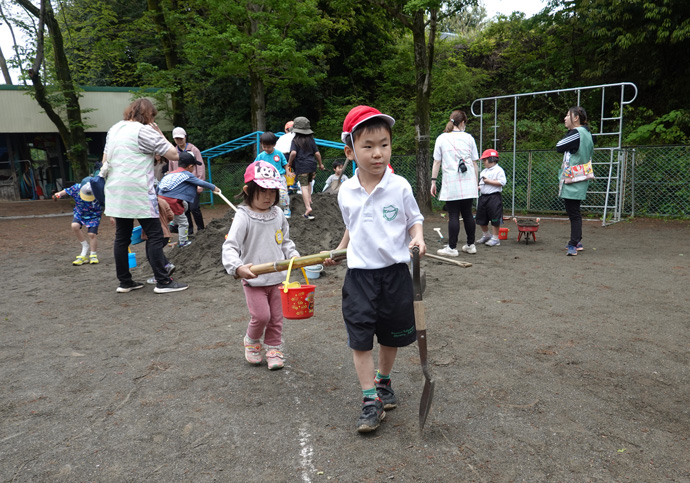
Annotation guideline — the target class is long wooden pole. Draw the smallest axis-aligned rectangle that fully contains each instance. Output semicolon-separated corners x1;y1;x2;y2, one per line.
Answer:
248;249;347;275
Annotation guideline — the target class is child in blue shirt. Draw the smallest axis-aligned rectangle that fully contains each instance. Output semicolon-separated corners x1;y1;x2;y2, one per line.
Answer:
255;131;291;218
52;178;104;265
158;152;220;247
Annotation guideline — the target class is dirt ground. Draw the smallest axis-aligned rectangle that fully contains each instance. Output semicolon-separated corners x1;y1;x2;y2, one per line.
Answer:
1;196;689;482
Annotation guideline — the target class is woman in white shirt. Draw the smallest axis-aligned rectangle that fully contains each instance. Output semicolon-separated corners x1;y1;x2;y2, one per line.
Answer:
430;110;479;256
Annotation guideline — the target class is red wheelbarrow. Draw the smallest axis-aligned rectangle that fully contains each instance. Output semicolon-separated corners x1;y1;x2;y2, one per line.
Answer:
513;217;540;244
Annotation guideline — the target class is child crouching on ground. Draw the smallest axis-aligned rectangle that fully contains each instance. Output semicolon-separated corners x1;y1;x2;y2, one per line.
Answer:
53;178;104;265
322;159;349;194
475;149;507;247
158;152;220;247
222;161;300;370
324;105;426;433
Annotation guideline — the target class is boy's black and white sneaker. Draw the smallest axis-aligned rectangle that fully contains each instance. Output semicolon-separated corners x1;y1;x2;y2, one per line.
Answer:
375;380;398;409
116;281;144;293
153;279;189;294
356;397;385;433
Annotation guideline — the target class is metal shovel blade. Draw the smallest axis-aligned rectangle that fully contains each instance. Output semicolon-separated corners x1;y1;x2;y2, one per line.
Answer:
412;247;435;432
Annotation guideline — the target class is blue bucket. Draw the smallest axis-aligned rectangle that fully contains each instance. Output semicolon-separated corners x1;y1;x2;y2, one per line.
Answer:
131;226;143;245
128;252;137;268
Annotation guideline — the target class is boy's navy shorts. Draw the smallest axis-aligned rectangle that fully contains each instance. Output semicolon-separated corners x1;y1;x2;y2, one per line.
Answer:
341;263;417;351
475;192;503;226
72;217;99;234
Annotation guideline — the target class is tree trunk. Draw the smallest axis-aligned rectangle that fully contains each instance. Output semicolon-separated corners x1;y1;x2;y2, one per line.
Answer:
147;0;185;127
16;0;89;177
250;68;266;133
0;46;12;84
411;10;433;210
247;2;266;133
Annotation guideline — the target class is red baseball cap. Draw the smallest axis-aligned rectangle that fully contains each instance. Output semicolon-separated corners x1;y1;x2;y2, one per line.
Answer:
480;149;499;159
244;161;283;189
341;105;395;143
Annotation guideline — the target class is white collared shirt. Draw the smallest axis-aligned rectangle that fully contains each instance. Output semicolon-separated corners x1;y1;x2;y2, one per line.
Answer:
479;164;507;195
337;169;424;269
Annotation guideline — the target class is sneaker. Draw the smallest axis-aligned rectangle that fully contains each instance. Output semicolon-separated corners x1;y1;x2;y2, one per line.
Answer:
116;281;144;293
89;254;99;264
165;263;176;277
147;264;174;285
356;398;385;433
476;233;492;244
485;238;501;247
437;245;459;257
72;255;87;266
244;335;263;365
565;242;584;251
265;349;285;370
461;244;477;254
153;280;189;293
566;245;578;256
375;380;398;409
178;240;192;248
284;208;292;219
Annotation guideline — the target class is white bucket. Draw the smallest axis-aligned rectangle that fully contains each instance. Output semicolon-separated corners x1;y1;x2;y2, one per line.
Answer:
304;264;324;280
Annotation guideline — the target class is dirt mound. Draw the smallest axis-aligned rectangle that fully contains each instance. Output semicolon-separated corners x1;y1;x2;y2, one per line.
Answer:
168;193;345;282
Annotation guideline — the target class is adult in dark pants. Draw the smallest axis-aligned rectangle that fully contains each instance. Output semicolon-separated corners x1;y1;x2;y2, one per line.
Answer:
430;109;480;256
556;106;594;257
170;127;206;235
102;98;188;293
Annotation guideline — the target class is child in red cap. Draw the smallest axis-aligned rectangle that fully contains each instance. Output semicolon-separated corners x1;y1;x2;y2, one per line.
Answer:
326;105;426;433
475;149;507;246
222;161;300;370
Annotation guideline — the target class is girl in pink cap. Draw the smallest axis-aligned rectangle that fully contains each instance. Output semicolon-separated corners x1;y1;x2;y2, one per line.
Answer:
222;161;300;370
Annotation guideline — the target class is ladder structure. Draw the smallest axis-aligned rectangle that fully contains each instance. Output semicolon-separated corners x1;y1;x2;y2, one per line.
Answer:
470;82;638;225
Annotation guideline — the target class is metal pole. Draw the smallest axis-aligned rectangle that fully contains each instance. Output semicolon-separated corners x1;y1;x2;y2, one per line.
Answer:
512;96;517;217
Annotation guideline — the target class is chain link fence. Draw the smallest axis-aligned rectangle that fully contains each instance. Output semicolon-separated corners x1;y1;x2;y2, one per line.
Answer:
204;146;690;219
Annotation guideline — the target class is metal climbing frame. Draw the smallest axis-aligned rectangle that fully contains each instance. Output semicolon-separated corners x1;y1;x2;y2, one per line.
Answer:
470;82;638;226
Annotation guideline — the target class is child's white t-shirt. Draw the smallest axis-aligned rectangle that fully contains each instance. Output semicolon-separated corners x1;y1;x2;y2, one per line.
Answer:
479;164;507;195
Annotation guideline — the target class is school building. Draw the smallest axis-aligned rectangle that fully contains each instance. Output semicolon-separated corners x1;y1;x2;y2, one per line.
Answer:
0;85;172;201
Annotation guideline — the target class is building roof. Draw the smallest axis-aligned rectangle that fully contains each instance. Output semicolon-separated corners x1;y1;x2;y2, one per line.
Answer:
0;85;173;133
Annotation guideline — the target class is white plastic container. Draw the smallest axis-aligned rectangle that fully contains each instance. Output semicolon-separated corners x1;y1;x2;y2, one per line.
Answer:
304;264;323;280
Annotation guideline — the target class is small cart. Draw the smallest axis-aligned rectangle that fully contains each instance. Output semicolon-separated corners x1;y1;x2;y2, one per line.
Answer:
513;217;540;244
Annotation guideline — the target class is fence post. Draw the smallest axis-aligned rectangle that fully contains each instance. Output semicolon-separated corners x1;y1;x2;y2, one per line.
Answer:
526;150;532;212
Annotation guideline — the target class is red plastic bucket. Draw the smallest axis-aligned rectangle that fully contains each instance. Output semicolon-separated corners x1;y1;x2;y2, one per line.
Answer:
280;258;316;319
281;284;316;319
498;227;509;240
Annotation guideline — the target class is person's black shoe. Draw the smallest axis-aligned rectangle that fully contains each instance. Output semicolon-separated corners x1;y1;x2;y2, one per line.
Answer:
116;281;144;293
356;398;385;433
375;380;398;409
154;279;189;294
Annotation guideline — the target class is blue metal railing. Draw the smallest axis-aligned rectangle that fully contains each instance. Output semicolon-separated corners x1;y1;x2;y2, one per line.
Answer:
200;131;345;206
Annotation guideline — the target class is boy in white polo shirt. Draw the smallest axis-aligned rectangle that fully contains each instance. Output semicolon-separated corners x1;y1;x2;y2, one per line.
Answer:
324;105;426;433
475;149;507;246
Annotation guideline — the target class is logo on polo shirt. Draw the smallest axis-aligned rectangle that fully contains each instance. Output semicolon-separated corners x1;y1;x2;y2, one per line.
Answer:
382;205;398;221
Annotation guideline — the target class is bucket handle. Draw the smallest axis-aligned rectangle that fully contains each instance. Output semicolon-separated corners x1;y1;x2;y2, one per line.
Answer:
283;256;310;292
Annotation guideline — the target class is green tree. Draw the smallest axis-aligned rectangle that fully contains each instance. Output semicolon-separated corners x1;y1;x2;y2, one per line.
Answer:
182;0;328;132
363;0;478;210
13;0;90;176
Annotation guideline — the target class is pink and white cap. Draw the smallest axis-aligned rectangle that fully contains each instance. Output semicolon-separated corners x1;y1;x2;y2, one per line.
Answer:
244;161;283;190
341;105;395;143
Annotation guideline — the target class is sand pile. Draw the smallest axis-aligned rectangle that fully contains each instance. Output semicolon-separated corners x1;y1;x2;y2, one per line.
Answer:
168;193;345;282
